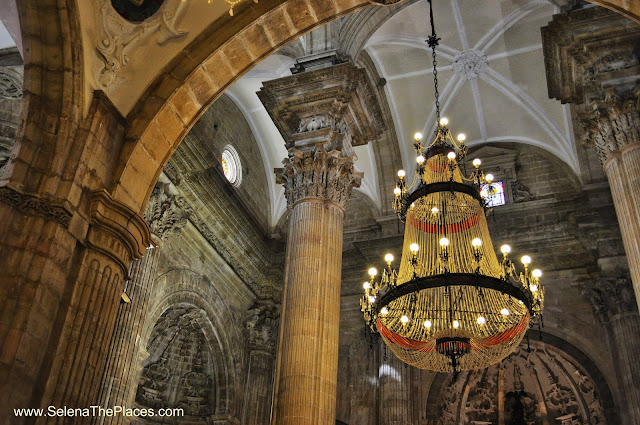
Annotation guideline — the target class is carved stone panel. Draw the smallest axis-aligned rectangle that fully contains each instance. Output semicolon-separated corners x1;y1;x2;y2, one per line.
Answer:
96;0;188;87
433;340;607;425
135;306;215;421
144;182;193;240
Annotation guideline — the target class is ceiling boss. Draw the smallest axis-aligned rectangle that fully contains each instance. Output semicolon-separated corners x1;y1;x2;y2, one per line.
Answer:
360;0;544;375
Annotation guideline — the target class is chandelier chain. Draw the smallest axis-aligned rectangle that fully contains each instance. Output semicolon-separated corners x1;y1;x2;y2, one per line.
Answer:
427;0;441;124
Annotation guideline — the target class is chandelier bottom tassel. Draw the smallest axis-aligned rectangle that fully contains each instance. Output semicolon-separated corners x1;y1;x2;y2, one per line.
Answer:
360;128;543;374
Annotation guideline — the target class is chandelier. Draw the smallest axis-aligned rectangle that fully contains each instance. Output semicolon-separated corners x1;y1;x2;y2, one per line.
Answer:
360;0;544;374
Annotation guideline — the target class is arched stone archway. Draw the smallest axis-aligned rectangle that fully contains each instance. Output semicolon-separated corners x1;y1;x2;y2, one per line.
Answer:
2;0;640;420
141;268;246;420
426;334;619;425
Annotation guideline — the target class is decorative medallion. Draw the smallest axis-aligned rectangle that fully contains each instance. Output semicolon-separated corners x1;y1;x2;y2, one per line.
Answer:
452;50;489;80
111;0;165;22
97;0;188;87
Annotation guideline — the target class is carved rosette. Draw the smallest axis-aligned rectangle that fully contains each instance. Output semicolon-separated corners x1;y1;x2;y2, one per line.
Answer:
144;182;193;240
452;50;489;81
578;87;640;164
275;145;363;210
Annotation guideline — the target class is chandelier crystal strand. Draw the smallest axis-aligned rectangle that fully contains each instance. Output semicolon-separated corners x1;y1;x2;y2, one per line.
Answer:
360;1;543;374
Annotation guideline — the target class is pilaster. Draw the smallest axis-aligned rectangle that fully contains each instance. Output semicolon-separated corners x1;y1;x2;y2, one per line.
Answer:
38;190;151;422
583;273;640;424
95;182;192;425
0;92;152;423
242;300;280;425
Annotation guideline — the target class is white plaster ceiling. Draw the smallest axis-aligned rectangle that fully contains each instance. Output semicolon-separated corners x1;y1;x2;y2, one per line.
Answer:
366;0;578;177
0;18;17;50
226;54;384;229
225;0;578;230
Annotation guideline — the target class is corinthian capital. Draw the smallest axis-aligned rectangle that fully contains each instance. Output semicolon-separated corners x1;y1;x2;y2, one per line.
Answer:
275;145;363;209
582;272;638;321
578;87;640;163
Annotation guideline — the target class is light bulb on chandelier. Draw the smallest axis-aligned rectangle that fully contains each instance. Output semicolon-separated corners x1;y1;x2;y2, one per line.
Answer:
360;0;544;375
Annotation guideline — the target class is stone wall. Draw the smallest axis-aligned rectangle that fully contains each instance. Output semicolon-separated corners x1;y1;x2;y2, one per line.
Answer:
0;50;22;175
335;142;630;424
189;94;272;232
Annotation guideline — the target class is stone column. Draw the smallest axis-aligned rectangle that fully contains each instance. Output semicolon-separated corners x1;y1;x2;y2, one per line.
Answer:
583;273;640;424
13;190;150;423
379;346;414;425
242;300;280;425
95;183;191;425
0;93;151;423
258;63;383;425
273;147;359;425
580;90;640;309
542;8;640;304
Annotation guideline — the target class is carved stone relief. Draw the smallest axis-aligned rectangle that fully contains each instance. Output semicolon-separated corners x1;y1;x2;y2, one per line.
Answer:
511;180;536;203
434;340;607;425
144;182;193;240
0;67;22;98
582;272;637;320
135;306;215;420
245;300;280;352
275;145;363;209
96;0;188;87
578;86;640;164
452;50;489;81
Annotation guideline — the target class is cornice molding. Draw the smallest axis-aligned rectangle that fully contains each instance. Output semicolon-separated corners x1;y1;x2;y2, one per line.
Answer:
0;185;73;228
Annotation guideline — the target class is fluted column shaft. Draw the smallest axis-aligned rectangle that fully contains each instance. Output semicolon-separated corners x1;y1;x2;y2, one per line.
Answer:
273;199;345;425
604;143;640;307
258;61;382;425
379;347;414;425
95;246;160;424
609;312;640;424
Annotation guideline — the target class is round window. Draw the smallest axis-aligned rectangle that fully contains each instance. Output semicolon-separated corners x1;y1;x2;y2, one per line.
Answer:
111;0;165;22
221;145;242;187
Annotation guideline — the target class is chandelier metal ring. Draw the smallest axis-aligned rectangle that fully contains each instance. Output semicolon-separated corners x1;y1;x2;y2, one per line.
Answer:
371;273;535;316
360;0;544;375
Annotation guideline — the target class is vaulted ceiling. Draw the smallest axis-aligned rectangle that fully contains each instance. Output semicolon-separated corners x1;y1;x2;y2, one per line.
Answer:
225;0;579;231
0;0;582;232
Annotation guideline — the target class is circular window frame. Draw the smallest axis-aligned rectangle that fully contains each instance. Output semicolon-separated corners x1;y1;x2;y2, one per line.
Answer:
221;145;242;187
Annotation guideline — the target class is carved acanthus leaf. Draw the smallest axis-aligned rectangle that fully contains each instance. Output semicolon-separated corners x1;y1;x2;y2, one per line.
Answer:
144;182;193;240
578;86;640;163
275;145;363;209
582;272;637;320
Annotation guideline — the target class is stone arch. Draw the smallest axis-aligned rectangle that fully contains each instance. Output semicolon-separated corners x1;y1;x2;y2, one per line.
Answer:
425;331;618;425
109;0;375;215
5;0;85;195
141;268;245;419
135;304;217;420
